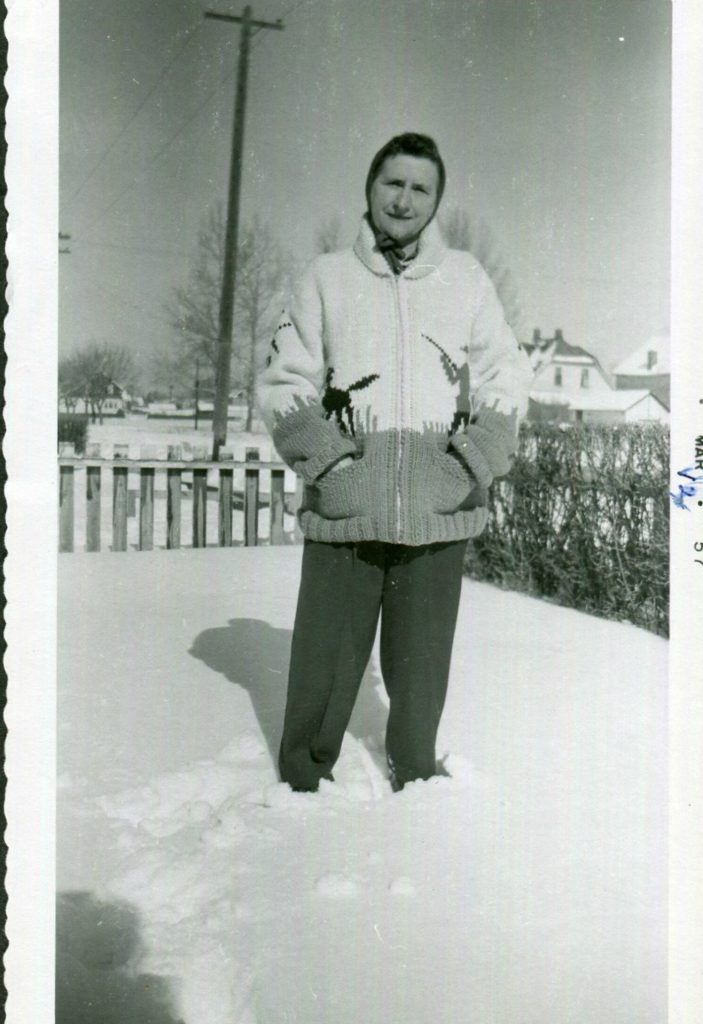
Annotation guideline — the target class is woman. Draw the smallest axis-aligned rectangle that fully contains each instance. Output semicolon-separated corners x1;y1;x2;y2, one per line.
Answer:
258;133;532;792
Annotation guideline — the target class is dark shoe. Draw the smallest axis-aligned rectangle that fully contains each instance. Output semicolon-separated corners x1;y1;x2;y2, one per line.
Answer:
289;772;334;794
389;771;404;793
388;757;451;793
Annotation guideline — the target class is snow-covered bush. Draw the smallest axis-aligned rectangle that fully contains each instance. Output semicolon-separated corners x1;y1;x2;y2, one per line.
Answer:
58;413;89;454
465;423;669;636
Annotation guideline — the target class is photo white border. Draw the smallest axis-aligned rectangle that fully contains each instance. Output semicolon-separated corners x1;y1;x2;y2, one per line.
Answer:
669;1;703;1021
5;0;58;1020
3;0;702;1021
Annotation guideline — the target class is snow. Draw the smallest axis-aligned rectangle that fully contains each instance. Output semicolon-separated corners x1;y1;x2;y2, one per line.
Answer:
84;419;271;457
58;546;668;1024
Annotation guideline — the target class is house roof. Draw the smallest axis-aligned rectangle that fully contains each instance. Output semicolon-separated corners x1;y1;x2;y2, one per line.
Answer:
611;335;670;376
526;330;607;375
649;379;670;411
553;336;594;361
569;389;666;412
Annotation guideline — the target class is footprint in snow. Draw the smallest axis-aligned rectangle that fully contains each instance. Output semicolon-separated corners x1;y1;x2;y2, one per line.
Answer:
316;874;361;899
388;877;416;896
218;731;267;763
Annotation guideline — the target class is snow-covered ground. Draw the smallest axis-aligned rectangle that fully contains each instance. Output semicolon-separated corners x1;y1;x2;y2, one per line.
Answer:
84;418;270;455
58;547;668;1024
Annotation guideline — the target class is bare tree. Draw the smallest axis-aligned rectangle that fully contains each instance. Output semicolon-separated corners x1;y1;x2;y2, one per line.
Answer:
439;206;523;336
314;214;344;254
58;360;80;414
148;344;198;404
59;342;138;423
234;216;289;430
165;205;290;431
165;204;225;381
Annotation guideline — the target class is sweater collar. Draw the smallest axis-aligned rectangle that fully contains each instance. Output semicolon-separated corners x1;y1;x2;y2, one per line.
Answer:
353;214;447;279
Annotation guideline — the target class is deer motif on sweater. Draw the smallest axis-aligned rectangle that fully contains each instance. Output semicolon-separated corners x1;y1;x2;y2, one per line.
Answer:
422;334;473;433
322;367;380;437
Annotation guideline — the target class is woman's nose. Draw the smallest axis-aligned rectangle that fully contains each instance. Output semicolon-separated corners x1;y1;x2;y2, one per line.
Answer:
393;187;412;212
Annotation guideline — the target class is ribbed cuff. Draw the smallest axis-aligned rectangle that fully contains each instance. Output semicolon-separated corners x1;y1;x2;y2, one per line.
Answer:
448;430;495;488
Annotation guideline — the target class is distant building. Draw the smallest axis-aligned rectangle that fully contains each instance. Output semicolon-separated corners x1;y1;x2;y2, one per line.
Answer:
569;389;669;425
611;335;670;410
59;380;130;417
146;389;248;421
525;328;613;420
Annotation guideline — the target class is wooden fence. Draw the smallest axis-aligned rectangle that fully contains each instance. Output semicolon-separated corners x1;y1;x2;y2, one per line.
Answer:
58;443;301;553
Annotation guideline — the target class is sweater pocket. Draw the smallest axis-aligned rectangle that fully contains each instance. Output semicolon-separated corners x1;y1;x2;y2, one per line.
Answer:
426;450;475;514
310;456;373;520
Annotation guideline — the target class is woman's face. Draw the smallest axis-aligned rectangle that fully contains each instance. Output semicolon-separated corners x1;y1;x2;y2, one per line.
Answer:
369;153;440;245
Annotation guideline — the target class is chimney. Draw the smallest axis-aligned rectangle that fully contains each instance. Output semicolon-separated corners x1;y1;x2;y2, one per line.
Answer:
554;328;564;342
532;328;541;344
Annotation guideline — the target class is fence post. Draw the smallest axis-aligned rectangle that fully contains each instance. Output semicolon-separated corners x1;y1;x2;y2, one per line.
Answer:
244;448;260;546
59;463;75;553
112;443;129;552
270;468;285;545
85;443;102;552
192;445;208;548
167;445;182;550
218;447;234;547
139;445;156;551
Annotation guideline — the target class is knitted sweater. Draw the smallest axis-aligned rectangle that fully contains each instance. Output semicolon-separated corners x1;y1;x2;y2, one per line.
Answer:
257;215;533;546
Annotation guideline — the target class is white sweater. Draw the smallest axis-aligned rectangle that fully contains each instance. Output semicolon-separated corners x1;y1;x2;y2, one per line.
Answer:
258;215;533;546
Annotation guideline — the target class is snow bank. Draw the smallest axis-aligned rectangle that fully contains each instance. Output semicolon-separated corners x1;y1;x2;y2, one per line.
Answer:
58;547;668;1024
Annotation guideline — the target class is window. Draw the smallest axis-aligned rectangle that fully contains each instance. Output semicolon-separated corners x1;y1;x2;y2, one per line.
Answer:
554;367;563;387
580;368;590;389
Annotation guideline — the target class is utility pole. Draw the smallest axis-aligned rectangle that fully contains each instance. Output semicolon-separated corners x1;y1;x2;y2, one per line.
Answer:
205;6;284;459
194;358;200;431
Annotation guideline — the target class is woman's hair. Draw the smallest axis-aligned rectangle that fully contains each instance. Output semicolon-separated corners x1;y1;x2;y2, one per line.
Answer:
365;133;446;208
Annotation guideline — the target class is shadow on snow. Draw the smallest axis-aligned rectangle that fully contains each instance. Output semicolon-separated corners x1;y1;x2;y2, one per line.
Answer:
188;617;389;774
56;891;184;1024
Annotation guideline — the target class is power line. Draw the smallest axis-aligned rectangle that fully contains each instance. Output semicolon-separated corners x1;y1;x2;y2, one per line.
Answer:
64;22;203;215
250;0;308;51
77;239;190;258
78;65;236;239
73;2;306;241
67;276;171;329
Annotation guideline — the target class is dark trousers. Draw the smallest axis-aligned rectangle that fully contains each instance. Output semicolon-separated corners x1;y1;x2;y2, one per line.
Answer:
279;538;467;791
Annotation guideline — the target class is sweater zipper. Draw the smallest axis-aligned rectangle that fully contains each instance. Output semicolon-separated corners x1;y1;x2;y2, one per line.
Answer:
392;273;407;541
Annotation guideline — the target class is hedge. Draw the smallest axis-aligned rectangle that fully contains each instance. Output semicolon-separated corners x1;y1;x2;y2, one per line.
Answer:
58;413;89;454
464;422;669;637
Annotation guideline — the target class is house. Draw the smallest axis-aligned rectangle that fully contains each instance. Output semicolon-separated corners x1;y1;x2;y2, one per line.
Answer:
611;335;670;409
100;381;130;416
568;389;669;426
59;380;131;417
525;328;613;421
524;328;671;425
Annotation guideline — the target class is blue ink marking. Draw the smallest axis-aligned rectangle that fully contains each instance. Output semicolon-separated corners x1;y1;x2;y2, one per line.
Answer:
670;467;703;510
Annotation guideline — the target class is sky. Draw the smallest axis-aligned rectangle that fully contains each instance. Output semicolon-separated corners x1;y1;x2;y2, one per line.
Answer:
59;0;672;386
